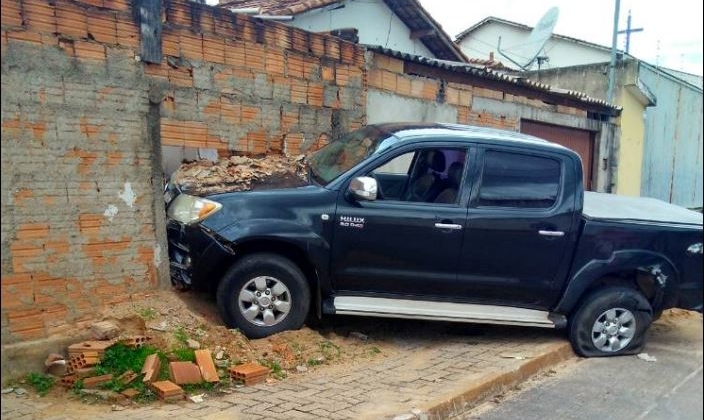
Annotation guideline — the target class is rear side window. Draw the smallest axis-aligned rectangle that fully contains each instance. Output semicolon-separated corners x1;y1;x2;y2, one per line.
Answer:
478;150;560;208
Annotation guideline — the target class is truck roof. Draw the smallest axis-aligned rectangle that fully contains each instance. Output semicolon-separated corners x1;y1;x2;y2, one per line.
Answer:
371;122;572;153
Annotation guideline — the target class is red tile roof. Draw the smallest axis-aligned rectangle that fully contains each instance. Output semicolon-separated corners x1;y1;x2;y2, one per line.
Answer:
218;0;466;62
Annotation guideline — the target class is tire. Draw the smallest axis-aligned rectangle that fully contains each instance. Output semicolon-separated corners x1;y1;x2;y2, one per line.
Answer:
568;287;653;357
216;253;311;339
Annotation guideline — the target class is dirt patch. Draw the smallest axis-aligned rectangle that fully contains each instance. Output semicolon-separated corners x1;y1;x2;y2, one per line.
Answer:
14;289;394;405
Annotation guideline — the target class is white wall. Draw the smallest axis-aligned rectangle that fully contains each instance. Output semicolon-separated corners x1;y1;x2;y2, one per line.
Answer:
458;23;611;70
366;89;458;124
289;0;435;58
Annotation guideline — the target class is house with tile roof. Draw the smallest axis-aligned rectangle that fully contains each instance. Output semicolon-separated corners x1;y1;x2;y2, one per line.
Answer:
218;0;466;61
456;16;703;208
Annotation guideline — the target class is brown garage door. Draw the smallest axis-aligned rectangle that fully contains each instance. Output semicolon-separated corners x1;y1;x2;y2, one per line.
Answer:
520;120;594;190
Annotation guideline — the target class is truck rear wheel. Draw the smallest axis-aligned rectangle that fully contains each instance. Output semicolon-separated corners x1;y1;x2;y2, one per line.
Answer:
217;253;310;339
568;287;652;357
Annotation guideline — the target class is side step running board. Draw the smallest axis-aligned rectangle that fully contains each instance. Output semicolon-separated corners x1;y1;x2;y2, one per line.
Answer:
331;296;557;328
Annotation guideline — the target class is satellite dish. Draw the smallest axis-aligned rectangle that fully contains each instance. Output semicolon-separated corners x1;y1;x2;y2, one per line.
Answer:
498;7;559;70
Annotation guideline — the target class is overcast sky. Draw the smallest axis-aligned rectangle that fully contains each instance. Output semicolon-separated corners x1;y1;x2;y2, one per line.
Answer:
419;0;703;76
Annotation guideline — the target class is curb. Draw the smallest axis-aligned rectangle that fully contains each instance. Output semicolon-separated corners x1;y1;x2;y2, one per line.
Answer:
423;341;576;420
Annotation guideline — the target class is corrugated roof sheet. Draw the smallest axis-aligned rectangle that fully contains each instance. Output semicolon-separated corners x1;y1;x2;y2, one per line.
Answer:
367;46;621;113
218;0;466;62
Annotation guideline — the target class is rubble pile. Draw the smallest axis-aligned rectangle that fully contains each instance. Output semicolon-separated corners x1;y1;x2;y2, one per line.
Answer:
170;154;309;195
25;320;271;403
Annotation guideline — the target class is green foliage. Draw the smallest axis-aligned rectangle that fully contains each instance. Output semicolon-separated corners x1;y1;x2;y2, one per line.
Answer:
259;359;286;380
307;358;322;366
25;373;55;396
368;346;382;355
173;327;189;345
137;307;157;320
319;340;341;360
171;347;196;362
98;343;162;374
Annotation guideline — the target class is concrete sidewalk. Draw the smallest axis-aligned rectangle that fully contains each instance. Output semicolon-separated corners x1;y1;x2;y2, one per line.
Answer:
1;325;574;420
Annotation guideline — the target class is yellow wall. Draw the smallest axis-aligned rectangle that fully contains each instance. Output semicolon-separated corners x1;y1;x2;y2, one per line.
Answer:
615;89;646;196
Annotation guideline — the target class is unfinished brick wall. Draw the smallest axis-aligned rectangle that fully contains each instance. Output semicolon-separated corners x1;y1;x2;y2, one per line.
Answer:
1;0;367;347
1;0;166;343
367;52;588;129
150;0;366;157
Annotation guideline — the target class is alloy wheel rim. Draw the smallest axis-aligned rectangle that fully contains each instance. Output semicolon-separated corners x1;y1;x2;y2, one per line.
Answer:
590;307;636;352
238;276;292;327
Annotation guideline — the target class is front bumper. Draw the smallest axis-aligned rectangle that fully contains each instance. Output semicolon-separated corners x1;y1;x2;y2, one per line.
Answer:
166;220;232;290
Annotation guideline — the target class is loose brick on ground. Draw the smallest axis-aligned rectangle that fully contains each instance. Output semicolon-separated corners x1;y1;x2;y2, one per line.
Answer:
169;361;202;385
82;374;113;389
141;354;161;383
90;320;120;340
116;370;138;385
228;362;269;385
68;340;116;357
194;349;219;383
121;388;140;399
66;352;100;373
120;335;151;348
150;380;184;401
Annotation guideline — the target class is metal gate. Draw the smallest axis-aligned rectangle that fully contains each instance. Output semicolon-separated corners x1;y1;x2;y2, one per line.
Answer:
520;120;595;190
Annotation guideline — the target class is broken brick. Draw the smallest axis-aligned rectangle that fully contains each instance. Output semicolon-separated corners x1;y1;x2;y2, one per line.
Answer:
168;361;202;385
194;349;219;383
120;335;151;348
67;340;116;357
141;354;161;383
82;374;113;389
59;374;78;388
66;352;100;373
90;320;120;340
116;370;138;385
149;380;184;401
228;362;269;385
121;388;140;399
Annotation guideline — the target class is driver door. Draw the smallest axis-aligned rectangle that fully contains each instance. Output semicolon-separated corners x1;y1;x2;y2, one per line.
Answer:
330;146;470;298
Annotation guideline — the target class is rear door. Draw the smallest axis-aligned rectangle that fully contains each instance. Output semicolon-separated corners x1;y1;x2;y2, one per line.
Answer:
330;145;471;298
457;147;578;308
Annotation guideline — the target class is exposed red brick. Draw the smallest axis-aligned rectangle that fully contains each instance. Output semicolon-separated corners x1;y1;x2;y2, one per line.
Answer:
150;380;184;401
169;361;202;385
82;374;113;389
228;362;269;385
141;353;161;383
121;388;140;398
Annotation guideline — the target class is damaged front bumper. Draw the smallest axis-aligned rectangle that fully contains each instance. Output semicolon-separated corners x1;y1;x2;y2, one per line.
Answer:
166;219;232;290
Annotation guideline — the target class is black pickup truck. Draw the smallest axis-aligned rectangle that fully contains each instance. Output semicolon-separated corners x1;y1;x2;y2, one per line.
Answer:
165;123;703;357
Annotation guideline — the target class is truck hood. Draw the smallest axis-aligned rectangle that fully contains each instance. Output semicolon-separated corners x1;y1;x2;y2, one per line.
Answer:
200;185;338;233
583;192;703;226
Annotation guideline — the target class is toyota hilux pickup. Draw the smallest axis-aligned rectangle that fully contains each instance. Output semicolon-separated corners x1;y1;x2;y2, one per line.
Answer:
165;122;703;357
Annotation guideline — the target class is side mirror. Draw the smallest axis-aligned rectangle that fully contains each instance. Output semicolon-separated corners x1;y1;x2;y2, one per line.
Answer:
348;176;377;201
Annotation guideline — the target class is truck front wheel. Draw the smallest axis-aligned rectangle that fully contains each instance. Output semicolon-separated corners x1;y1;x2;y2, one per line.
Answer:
217;253;311;339
568;287;653;357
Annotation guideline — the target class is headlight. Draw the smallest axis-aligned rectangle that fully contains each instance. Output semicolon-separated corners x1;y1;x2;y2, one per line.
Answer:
167;194;223;225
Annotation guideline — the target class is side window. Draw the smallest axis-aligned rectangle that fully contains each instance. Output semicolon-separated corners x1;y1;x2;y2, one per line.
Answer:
368;148;467;204
478;150;560;208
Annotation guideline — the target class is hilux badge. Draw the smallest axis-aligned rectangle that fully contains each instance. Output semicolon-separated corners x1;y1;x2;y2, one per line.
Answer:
339;215;365;228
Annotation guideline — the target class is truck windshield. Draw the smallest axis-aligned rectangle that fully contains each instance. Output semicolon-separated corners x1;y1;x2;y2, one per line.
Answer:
306;126;396;185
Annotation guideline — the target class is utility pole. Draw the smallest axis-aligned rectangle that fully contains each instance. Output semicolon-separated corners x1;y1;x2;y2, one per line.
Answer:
606;0;620;105
617;10;643;54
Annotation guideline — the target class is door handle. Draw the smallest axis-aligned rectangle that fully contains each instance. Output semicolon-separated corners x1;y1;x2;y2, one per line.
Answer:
435;223;462;230
538;230;565;237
